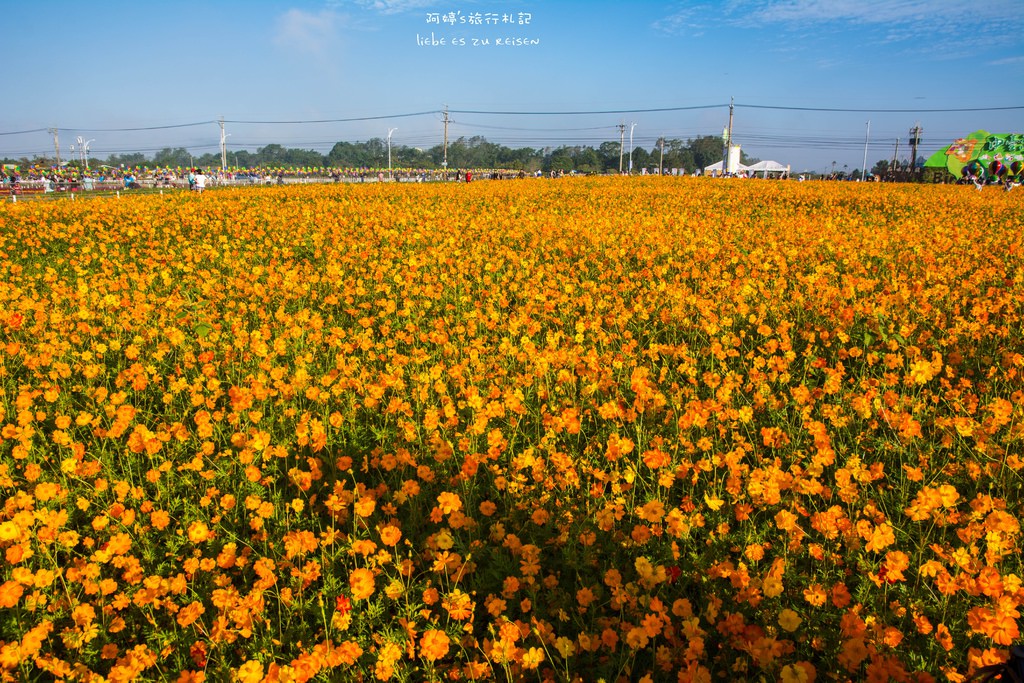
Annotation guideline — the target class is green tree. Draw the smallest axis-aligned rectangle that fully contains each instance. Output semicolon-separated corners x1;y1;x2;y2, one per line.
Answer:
257;144;286;165
394;146;433;168
598;141;622;173
688;135;725;173
282;148;326;167
103;152;149;168
659;139;694;174
543;146;574;173
629;146;652;173
153;147;193;168
326;141;368;167
232;150;258;168
498;146;541;172
574;147;602;174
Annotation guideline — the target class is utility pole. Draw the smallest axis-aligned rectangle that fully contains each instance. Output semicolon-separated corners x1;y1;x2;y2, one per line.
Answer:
628;123;637;174
721;97;734;176
219;117;228;171
908;123;922;177
861;120;870;181
442;106;450;172
891;138;900;177
658;137;665;176
617;123;625;174
49;128;60;166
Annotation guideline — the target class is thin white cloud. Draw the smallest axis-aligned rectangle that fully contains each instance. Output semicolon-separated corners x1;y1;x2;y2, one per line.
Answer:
653;8;699;34
350;0;439;14
988;55;1024;66
746;0;1020;26
653;2;718;36
737;0;1024;47
274;9;343;55
655;1;1024;57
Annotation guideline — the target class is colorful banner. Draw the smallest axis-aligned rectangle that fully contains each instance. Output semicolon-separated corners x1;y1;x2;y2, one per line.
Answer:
925;130;1024;177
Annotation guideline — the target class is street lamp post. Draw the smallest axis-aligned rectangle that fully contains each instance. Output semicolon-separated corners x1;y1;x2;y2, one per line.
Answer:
387;128;398;180
83;139;95;170
221;133;232;171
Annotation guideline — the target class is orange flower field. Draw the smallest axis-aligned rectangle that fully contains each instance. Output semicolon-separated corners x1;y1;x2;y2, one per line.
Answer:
0;177;1022;682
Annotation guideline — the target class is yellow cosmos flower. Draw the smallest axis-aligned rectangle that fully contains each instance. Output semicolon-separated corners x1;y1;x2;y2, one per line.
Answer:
778;608;802;632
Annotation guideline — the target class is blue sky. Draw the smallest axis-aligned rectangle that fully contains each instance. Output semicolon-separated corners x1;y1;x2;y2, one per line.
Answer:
3;0;1023;172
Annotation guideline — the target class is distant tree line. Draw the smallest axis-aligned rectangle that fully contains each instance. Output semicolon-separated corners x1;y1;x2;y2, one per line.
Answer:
4;135;762;174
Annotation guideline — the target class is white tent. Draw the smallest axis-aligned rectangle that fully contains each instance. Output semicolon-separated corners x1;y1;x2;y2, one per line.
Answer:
702;160;751;176
746;160;790;177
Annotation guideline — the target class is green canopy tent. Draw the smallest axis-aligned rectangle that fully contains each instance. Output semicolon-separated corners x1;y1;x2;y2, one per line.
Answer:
924;130;1024;181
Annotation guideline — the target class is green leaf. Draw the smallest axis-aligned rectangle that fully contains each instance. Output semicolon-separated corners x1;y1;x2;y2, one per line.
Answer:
194;322;213;338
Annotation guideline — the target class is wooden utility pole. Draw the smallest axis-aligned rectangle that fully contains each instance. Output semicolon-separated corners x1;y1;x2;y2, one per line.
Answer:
49;128;60;166
442;106;450;171
617;123;625;174
908;123;922;175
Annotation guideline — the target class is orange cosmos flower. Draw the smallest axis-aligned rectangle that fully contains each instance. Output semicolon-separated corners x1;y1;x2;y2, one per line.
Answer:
436;491;462;515
349;568;376;600
908;359;936;384
865;522;895;552
335;640;363;665
177;601;206;628
442;589;473;620
803;584;827;607
353;496;376;517
419;629;451;662
521;646;545;669
935;623;954;651
379;524;402;546
187;521;211;544
0;580;24;608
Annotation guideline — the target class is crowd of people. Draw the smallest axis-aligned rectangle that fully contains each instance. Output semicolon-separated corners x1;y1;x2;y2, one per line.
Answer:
0;164;539;193
3;159;1019;196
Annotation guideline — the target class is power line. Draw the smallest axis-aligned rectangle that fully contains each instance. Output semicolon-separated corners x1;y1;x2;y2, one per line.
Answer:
223;110;439;125
0;128;48;136
5;101;1022;140
735;103;1024;113
450;122;619;133
5;100;1023;137
5;99;1021;166
449;104;727;116
60;121;218;133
